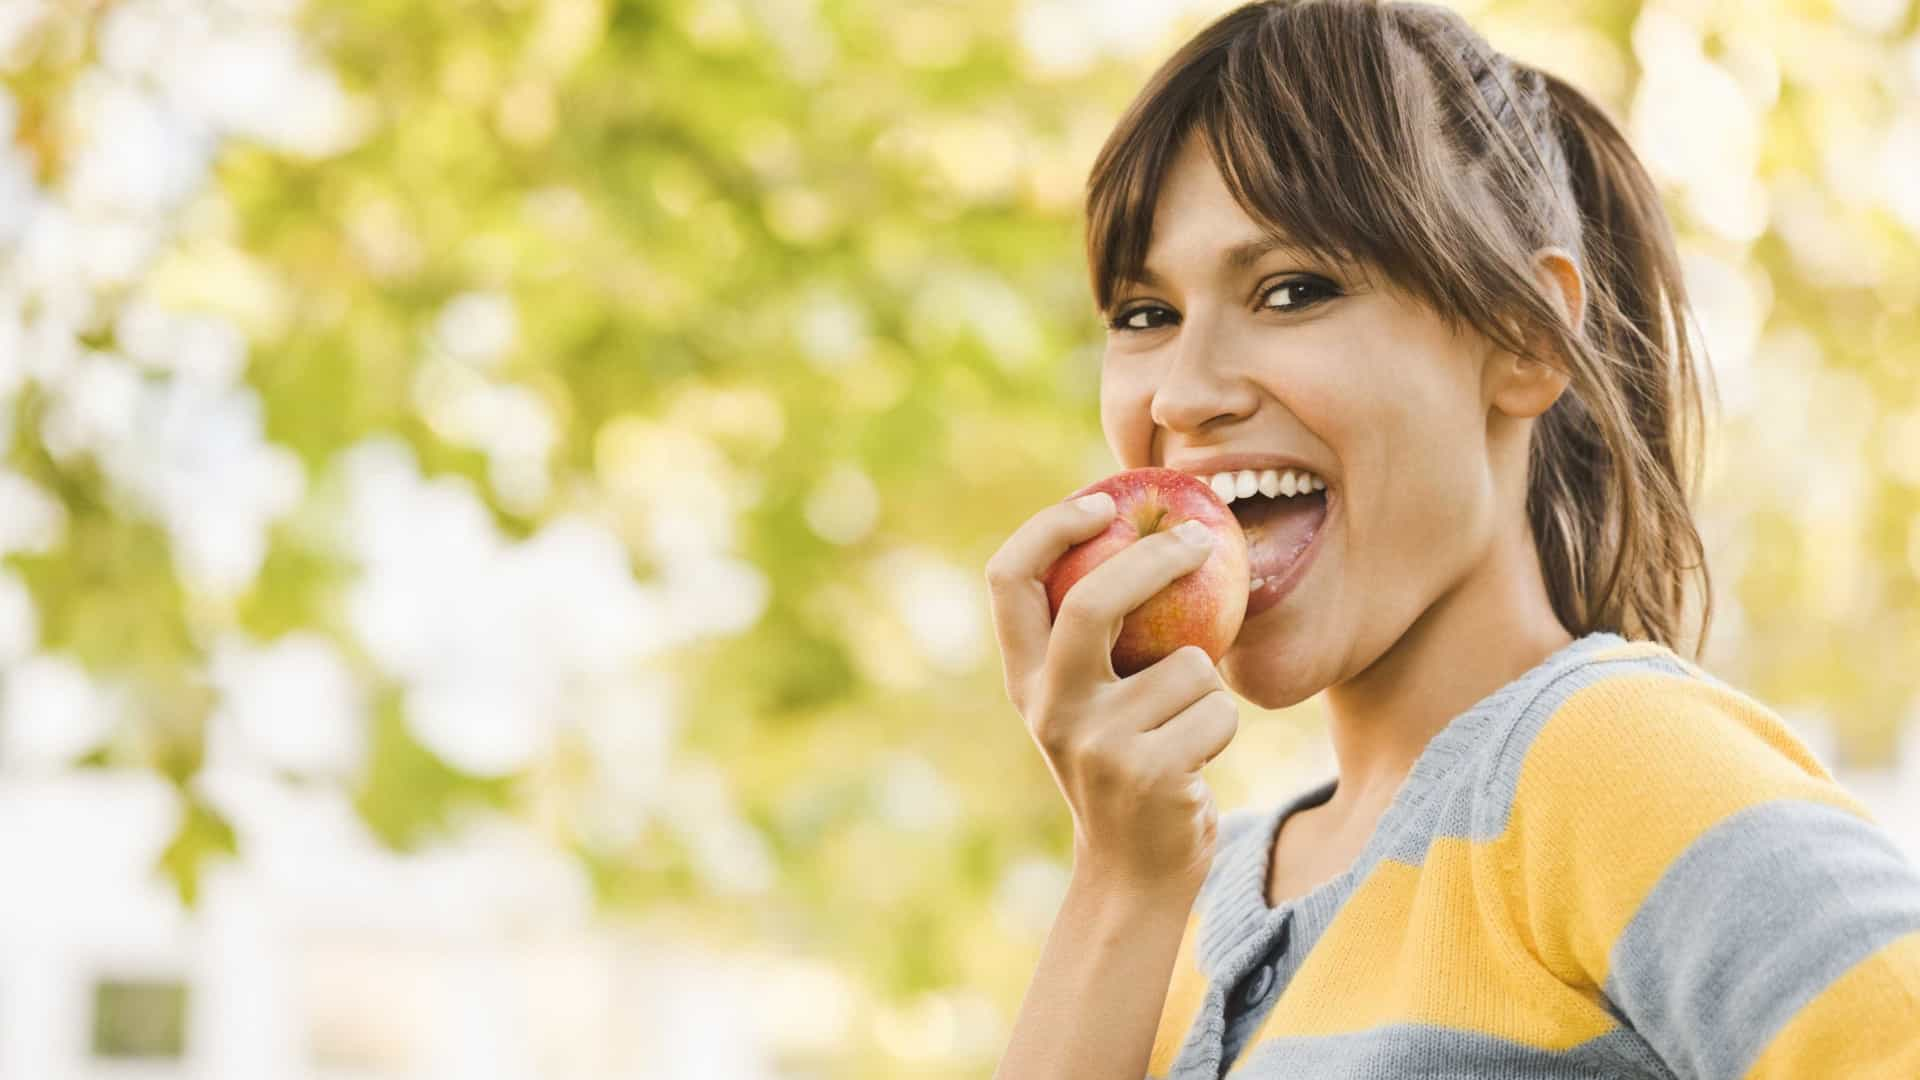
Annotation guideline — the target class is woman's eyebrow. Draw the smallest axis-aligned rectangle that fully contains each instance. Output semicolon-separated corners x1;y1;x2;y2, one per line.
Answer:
1124;234;1311;288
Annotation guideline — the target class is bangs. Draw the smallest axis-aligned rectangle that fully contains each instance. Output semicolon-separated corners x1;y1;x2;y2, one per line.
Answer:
1089;107;1371;309
1083;0;1494;340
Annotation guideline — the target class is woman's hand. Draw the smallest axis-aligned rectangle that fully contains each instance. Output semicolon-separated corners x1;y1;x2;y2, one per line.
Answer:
986;492;1241;898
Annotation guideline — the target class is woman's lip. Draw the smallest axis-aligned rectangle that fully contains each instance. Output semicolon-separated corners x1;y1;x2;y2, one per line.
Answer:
1243;489;1335;621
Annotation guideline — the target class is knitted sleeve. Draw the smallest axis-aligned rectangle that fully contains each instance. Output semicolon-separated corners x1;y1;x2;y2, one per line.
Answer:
1501;670;1920;1078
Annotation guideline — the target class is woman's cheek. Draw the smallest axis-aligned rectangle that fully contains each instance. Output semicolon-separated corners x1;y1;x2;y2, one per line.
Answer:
1099;371;1156;467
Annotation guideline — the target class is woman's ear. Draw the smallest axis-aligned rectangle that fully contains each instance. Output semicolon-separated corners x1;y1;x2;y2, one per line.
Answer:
1488;247;1582;420
1533;246;1584;336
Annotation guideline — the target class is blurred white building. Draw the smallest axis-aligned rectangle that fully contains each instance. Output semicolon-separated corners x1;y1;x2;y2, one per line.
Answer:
1793;708;1920;869
0;763;839;1080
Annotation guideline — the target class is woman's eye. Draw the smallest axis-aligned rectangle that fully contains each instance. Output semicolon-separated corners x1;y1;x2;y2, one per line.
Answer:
1261;277;1337;311
1108;306;1172;332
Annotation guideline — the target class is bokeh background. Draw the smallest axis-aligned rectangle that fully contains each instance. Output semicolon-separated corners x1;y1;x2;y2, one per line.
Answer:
0;0;1916;1076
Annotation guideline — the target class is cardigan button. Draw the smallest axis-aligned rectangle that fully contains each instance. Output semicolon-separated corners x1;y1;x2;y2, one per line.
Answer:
1238;962;1276;1009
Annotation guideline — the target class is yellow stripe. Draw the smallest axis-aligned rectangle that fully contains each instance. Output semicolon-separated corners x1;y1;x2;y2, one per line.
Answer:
1148;908;1208;1076
1240;840;1619;1054
1743;929;1920;1078
1501;671;1864;988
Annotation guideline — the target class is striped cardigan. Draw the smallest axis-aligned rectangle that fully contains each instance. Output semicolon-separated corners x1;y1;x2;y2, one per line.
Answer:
1147;631;1920;1078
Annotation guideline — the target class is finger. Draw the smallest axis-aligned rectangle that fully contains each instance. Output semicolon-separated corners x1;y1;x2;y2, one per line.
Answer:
1045;522;1218;690
1118;645;1225;734
1138;688;1241;775
984;492;1119;703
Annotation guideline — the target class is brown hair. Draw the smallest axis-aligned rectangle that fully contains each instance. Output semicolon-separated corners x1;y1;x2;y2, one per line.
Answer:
1084;0;1717;657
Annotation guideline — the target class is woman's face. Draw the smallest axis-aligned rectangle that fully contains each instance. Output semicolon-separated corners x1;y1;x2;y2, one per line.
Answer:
1099;133;1511;709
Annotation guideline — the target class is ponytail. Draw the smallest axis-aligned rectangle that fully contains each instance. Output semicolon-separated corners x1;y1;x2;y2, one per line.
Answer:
1525;66;1716;657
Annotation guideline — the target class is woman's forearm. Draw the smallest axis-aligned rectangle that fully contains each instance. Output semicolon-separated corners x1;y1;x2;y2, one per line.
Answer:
993;868;1200;1080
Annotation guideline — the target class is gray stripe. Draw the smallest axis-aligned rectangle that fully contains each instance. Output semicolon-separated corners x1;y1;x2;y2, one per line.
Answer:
1224;1021;1672;1078
1199;781;1337;975
1602;798;1920;1080
1217;804;1269;853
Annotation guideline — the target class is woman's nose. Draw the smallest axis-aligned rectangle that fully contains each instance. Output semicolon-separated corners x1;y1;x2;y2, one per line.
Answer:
1149;319;1256;432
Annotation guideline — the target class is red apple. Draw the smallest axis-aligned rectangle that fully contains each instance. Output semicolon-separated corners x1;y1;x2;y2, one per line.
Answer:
1041;467;1250;677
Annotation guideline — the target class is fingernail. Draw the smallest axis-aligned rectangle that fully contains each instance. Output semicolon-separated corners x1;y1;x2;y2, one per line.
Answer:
1173;520;1214;546
1074;493;1113;514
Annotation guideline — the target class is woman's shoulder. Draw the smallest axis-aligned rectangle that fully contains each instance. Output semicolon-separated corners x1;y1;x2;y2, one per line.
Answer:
1496;634;1872;839
1533;637;1831;777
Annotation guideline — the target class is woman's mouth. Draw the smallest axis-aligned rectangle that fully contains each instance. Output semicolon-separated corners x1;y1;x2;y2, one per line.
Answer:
1230;484;1332;619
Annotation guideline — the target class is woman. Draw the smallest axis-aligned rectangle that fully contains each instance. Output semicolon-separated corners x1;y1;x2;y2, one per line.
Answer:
984;1;1920;1077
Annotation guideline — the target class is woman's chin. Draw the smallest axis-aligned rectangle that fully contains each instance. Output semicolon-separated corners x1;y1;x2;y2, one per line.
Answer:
1220;649;1325;711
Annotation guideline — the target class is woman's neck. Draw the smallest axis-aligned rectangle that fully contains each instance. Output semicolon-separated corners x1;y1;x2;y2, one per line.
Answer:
1317;524;1573;827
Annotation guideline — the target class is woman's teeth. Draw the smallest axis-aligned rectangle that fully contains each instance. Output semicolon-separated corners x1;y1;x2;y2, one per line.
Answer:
1208;468;1326;505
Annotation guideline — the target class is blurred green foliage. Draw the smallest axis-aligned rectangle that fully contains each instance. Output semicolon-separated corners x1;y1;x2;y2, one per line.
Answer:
7;0;1920;1074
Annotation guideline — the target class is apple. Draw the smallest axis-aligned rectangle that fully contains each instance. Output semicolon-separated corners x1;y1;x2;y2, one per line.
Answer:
1042;467;1250;677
